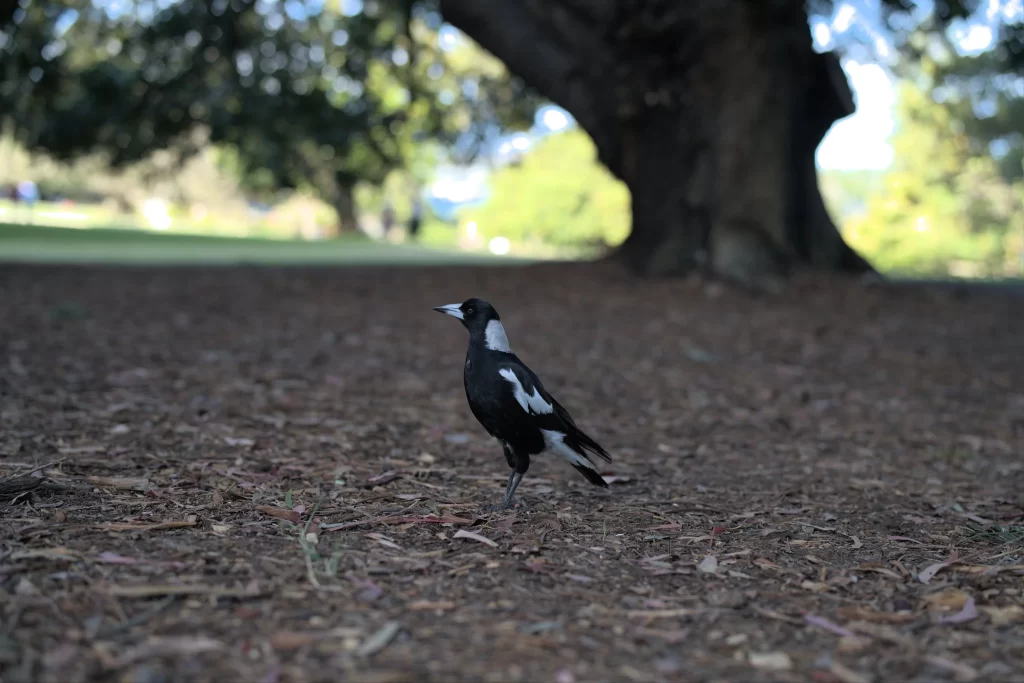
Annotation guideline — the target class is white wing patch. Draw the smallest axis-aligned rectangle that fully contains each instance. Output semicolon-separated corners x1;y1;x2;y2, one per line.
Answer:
498;367;553;415
485;320;511;352
542;429;601;473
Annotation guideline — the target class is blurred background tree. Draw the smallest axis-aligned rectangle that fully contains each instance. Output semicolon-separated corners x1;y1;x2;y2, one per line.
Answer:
843;80;1024;276
1;0;1022;281
1;0;536;235
460;131;631;252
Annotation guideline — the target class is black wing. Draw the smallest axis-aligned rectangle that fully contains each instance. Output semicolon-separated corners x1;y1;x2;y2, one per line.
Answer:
501;358;612;464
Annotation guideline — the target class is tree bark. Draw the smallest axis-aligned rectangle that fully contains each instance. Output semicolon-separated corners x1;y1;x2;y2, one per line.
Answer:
330;181;359;235
439;0;874;288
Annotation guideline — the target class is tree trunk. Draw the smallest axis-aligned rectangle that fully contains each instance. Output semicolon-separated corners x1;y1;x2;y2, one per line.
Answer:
331;182;359;236
439;0;874;288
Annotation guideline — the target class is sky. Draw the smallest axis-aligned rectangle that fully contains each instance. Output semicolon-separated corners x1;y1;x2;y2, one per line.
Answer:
814;0;1021;169
815;61;895;170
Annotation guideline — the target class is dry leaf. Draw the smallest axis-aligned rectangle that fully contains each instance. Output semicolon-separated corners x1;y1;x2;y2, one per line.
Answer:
924;655;978;682
924;589;971;611
847;621;916;648
258;505;302;523
95;519;197;532
356;621;401;657
106;583;265;599
955;563;1024;575
854;563;903;580
454;532;497;548
981;605;1024;626
918;552;958;583
407;601;456;611
836;606;916;624
269;632;319;650
114;636;224;667
365;533;402;550
748;651;792;671
836;636;873;654
938;597;978;625
803;613;855;637
10;548;80;562
801;580;830;593
626;608;703;620
95;552;186;569
696;555;718;574
85;476;150;491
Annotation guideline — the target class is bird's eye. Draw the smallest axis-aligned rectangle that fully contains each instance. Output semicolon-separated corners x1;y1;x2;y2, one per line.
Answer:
465;307;475;315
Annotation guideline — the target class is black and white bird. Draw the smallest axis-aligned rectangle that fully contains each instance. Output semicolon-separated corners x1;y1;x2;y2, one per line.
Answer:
433;298;611;510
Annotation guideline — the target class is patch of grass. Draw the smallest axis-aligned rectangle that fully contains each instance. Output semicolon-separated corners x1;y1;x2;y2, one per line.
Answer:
962;523;1024;546
48;300;91;321
937;448;975;463
0;222;532;266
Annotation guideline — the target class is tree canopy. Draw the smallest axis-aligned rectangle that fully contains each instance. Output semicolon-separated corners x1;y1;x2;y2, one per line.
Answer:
0;0;537;229
843;79;1023;276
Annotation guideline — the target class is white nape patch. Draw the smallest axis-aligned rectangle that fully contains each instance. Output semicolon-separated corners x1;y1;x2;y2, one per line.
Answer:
542;429;599;472
498;368;553;415
484;320;511;352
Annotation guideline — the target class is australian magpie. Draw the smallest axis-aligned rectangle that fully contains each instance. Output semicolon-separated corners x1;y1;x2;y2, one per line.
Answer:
433;298;611;510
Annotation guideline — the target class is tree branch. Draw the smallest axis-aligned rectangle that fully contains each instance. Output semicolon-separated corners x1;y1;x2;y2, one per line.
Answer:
438;0;614;139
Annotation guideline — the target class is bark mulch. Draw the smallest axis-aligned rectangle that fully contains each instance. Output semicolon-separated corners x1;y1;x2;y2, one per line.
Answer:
1;263;1023;683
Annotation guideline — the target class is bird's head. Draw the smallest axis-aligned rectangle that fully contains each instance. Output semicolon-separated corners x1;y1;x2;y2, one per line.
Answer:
432;297;499;333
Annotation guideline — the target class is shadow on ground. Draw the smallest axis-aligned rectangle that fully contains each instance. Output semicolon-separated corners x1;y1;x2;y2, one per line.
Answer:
1;263;1023;682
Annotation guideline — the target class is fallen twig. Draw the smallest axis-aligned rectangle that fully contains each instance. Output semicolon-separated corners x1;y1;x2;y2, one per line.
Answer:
0;458;66;485
103;584;266;599
321;514;474;531
96;596;177;637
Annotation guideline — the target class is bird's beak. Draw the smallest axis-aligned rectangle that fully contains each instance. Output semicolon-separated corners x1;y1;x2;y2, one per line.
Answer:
432;303;464;320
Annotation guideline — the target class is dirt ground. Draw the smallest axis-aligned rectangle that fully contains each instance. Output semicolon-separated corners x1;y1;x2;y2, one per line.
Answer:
1;262;1023;683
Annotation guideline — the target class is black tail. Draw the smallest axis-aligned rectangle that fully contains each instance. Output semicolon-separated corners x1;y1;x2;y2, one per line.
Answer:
552;398;612;464
564;427;611;488
567;425;612;463
572;463;609;488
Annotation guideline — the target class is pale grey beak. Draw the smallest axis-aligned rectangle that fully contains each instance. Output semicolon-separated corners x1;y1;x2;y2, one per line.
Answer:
432;303;464;320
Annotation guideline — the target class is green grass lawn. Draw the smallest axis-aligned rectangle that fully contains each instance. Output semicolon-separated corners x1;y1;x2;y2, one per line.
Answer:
0;223;531;266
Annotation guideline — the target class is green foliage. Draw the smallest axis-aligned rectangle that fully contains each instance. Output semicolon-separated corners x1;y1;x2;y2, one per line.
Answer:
843;82;1024;277
462;131;631;249
0;0;539;229
819;169;885;222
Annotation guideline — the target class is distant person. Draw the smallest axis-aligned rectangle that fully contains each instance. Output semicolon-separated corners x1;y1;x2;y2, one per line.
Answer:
408;195;423;241
381;200;395;239
17;180;39;224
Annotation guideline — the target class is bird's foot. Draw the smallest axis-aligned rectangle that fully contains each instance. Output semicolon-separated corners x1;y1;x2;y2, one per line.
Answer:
483;497;526;513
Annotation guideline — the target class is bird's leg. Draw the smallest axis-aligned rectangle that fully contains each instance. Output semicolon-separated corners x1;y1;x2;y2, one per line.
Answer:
483;471;517;513
503;471;525;508
483;471;520;511
484;446;528;513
